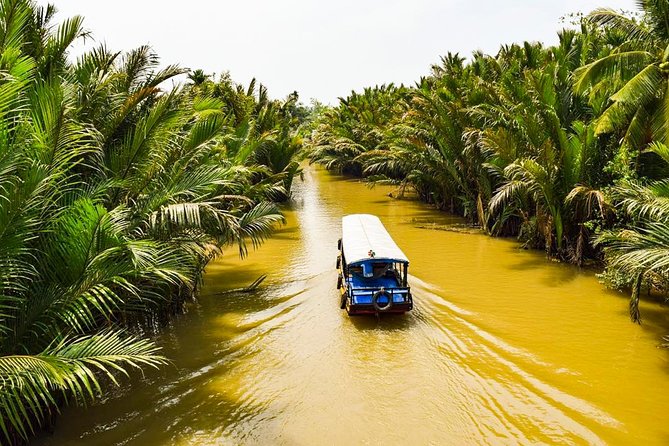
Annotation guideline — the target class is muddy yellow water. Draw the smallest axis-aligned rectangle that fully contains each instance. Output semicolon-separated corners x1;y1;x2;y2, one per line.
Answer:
36;166;669;445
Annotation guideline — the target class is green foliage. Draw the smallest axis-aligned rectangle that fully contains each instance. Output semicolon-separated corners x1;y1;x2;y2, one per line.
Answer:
0;1;302;442
0;331;167;441
307;6;669;323
187;73;305;201
309;30;610;258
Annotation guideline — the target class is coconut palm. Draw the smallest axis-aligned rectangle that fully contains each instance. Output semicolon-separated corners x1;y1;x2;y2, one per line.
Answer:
309;25;613;258
0;1;295;441
0;331;167;443
360;77;481;215
597;195;669;323
0;54;178;442
309;85;406;176
596;142;669;322
474;36;599;254
188;68;209;86
574;1;669;152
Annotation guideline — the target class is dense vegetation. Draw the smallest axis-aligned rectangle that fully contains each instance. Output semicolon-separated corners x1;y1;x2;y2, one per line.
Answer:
6;0;669;441
0;0;303;443
308;1;669;326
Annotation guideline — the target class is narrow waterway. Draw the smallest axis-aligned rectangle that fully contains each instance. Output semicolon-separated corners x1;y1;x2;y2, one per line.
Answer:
37;166;669;445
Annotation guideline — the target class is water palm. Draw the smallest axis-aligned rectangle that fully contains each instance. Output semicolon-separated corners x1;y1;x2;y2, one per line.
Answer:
0;0;295;441
574;1;669;147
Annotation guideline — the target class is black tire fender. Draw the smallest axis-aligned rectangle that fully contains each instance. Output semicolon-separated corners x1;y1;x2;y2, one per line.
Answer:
372;289;393;312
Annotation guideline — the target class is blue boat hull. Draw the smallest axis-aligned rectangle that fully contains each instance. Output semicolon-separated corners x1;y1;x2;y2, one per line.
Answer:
339;281;413;315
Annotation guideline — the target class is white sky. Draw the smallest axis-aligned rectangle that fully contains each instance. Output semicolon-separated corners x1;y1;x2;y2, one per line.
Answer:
40;0;637;104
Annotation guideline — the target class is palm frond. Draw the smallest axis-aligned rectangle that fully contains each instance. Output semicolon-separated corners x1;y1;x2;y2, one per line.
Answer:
0;330;166;443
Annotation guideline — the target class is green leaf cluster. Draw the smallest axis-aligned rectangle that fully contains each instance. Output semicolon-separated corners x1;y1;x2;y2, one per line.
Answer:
308;2;669;324
0;0;303;441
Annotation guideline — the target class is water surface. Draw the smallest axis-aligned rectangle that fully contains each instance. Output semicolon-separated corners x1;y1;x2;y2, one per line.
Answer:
36;166;669;445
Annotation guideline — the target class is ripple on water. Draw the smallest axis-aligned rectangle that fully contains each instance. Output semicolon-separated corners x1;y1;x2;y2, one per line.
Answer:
34;166;669;446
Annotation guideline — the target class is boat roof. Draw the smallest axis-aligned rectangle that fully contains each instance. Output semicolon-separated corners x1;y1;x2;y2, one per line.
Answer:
342;214;409;265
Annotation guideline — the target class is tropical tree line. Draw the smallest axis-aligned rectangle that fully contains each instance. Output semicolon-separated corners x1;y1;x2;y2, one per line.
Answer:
308;2;669;325
0;0;303;443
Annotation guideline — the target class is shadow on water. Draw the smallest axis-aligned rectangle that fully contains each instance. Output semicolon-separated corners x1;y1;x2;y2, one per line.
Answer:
366;198;396;205
203;290;271;314
407;212;463;226
36;286;292;445
635;299;669;339
539;265;581;287
503;250;581;287
202;283;304;316
594;282;669;343
202;265;269;294
263;226;299;241
35;165;669;446
506;255;546;272
348;313;417;332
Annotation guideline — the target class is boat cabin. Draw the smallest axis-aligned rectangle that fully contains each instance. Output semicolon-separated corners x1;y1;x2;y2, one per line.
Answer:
337;214;413;315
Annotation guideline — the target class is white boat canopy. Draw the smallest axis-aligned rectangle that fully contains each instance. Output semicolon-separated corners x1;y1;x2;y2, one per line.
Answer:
341;214;409;265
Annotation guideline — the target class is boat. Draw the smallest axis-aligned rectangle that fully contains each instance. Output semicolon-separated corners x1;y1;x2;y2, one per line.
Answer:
336;214;413;315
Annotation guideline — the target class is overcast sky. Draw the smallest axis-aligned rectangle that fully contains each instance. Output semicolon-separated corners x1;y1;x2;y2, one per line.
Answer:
40;0;637;104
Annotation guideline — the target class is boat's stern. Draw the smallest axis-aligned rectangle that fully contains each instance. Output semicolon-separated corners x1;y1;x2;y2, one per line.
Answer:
342;286;413;315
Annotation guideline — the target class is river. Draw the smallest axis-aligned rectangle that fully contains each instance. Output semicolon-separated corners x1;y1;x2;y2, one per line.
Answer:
35;166;669;445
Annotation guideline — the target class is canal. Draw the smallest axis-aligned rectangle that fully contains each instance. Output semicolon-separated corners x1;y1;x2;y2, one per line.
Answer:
36;166;669;445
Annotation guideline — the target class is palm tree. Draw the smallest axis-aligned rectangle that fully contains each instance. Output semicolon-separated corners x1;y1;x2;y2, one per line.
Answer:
360;77;480;215
574;1;669;151
309;84;406;176
596;185;669;323
188;68;209;86
0;38;176;441
481;38;592;254
597;142;669;323
0;1;294;441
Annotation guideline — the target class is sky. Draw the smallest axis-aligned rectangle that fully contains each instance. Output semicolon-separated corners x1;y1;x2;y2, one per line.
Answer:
40;0;638;104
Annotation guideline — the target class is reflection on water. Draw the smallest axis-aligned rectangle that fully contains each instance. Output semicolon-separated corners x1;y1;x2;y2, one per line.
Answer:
35;166;669;445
